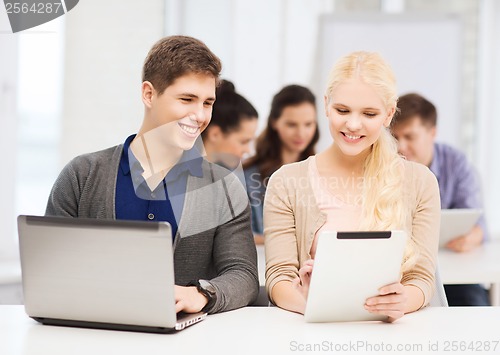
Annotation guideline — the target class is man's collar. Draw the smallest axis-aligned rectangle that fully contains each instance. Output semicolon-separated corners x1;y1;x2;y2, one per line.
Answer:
120;134;204;180
119;134;137;175
165;145;204;183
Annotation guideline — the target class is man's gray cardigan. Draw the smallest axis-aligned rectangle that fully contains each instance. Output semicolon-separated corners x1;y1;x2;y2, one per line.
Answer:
45;144;259;313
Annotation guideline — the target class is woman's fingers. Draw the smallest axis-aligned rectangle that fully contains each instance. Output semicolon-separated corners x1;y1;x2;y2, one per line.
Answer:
364;282;407;321
292;259;315;299
366;293;405;306
298;265;313;279
378;282;404;295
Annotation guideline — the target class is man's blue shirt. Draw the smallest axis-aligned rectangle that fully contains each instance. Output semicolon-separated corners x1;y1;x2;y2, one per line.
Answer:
115;134;203;239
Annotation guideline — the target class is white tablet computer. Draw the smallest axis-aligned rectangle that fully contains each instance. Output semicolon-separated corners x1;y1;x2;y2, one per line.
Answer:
304;230;407;323
439;209;482;248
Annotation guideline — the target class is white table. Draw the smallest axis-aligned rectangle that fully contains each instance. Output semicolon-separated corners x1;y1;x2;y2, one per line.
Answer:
2;305;500;355
439;240;500;306
0;259;23;304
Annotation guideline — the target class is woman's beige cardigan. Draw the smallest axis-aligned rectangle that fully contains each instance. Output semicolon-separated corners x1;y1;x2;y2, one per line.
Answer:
264;156;440;307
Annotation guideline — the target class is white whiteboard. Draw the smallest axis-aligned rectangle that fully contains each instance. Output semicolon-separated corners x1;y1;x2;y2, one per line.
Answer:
315;14;463;151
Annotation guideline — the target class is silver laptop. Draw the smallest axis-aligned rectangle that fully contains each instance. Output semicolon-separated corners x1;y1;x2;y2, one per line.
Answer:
17;215;206;333
439;209;482;248
305;231;406;323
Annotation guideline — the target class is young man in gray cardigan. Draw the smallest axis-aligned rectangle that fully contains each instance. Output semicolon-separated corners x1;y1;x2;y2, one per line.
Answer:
45;36;259;314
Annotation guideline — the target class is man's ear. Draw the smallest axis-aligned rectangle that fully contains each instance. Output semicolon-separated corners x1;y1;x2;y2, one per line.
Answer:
430;125;437;139
384;106;396;127
142;81;155;108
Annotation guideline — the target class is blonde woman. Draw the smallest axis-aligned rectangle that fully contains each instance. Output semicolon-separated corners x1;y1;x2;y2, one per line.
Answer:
264;51;440;322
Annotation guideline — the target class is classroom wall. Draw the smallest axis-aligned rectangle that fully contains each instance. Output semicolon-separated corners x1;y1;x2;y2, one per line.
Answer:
476;0;500;239
60;0;165;164
0;11;18;259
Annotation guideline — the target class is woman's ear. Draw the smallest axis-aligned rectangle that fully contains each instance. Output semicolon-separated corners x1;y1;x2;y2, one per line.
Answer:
271;118;278;130
383;106;396;127
324;95;330;116
206;125;223;143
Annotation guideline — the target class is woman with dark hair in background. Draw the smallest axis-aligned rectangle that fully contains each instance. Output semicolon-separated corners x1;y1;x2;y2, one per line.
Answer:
244;85;319;244
203;80;259;170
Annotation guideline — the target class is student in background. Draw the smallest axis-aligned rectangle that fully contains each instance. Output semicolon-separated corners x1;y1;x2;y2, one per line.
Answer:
202;80;258;170
391;92;490;306
244;85;319;244
264;52;440;321
46;36;259;314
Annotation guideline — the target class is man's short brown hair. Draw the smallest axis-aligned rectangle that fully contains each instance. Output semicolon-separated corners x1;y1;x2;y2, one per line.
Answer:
394;93;437;128
142;35;222;95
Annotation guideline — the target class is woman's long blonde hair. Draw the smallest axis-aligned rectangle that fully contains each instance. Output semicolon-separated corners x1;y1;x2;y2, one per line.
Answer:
326;51;416;272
